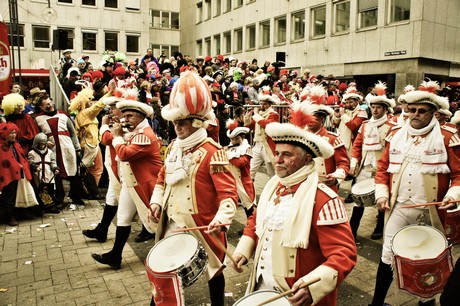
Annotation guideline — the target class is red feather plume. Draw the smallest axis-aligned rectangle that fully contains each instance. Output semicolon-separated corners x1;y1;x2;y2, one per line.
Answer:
226;119;239;131
290;108;317;129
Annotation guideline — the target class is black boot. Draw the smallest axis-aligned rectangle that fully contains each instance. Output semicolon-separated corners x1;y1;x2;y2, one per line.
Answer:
134;224;155;243
83;204;118;242
371;210;385;240
92;225;131;269
208;273;225;306
370;260;393;306
349;206;365;240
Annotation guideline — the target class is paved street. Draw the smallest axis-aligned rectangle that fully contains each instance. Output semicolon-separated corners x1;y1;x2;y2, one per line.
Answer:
1;171;458;305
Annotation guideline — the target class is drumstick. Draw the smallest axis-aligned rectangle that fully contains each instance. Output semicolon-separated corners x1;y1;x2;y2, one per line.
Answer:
211;234;239;268
170;223;232;233
256;277;321;306
401;200;458;209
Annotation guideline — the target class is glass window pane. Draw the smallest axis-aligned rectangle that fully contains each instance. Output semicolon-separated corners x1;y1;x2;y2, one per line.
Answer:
105;32;118;51
292;11;305;41
360;8;378;28
82;0;96;5
127;35;139;53
7;23;25;47
215;0;221;16
214;35;221;54
234;28;242;52
162;12;170;28
33;26;50;48
276;16;286;44
389;0;410;23
224;32;231;53
335;2;350;33
312;6;326;37
171;12;179;29
105;0;117;9
151;10;160;28
260;21;270;47
83;32;97;51
247;25;255;49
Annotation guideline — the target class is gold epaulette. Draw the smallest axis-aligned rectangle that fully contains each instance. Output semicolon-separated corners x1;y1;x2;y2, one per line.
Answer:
449;133;460;147
317;183;338;199
441;124;457;135
210;148;230;173
384;125;402;142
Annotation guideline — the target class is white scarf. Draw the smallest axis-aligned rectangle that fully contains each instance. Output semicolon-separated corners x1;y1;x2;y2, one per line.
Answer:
387;117;449;174
397;110;408;126
256;163;318;248
363;115;387;151
226;139;251;160
164;128;208;186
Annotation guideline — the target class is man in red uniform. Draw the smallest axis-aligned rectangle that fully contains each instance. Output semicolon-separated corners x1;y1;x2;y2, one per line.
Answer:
148;71;238;306
369;80;460;306
244;86;280;179
232;104;357;306
92;96;162;269
348;81;397;240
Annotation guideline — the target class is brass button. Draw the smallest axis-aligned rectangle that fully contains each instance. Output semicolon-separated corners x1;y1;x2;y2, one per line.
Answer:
186;185;190;188
187;197;190;200
170;195;173;198
265;237;269;241
290;254;295;259
433;187;436;189
263;247;267;251
289;269;294;273
189;209;192;212
268;228;272;232
408;189;411;192
261;266;265;269
261;256;265;260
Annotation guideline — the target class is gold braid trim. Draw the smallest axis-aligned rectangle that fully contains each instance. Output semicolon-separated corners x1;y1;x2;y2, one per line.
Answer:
210;149;230;173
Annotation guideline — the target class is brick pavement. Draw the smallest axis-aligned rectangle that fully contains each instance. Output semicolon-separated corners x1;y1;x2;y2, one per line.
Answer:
0;171;458;306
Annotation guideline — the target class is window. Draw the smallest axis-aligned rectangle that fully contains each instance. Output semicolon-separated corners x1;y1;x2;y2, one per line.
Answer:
150;10;180;29
205;0;211;20
126;0;140;10
205;37;211;56
170;46;179;58
235;0;243;8
358;0;378;29
105;32;118;51
197;2;203;23
260;20;270;47
312;5;326;37
246;24;256;50
105;0;117;9
152;44;161;57
225;0;231;13
291;11;305;41
215;0;221;16
275;16;286;44
7;23;25;47
32;25;50;48
59;28;74;49
334;1;350;34
388;0;410;23
196;39;203;56
214;34;221;55
82;30;97;51
223;31;231;54
82;0;96;5
234;28;242;52
126;34;139;53
58;0;72;3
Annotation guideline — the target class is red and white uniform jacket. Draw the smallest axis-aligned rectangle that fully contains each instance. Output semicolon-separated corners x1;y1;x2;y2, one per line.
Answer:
100;124;120;183
235;175;356;306
151;138;238;279
332;105;368;151
314;127;350;192
35;111;80;178
375;124;460;226
226;139;255;209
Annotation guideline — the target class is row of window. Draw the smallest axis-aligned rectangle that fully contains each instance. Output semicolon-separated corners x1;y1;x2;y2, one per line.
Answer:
8;24;141;53
54;0;139;10
196;0;410;55
150;10;180;29
197;0;256;22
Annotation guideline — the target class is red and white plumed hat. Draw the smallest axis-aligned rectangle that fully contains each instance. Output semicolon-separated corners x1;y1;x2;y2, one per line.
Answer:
397;84;415;104
116;87;153;116
265;99;334;158
102;89;124;106
226;119;249;138
403;80;449;110
258;86;276;104
342;85;363;102
450;110;460;125
306;84;334;117
162;70;214;122
367;81;396;109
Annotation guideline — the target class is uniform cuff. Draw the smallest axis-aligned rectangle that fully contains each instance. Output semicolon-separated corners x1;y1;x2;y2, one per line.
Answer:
252;114;263;122
234;235;256;262
375;183;389;201
300;265;338;305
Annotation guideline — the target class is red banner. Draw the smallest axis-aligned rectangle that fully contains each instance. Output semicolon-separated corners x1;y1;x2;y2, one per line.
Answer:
0;21;12;100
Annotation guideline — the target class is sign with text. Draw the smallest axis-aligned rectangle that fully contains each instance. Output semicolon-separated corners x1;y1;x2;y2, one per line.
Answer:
0;21;12;99
385;50;407;56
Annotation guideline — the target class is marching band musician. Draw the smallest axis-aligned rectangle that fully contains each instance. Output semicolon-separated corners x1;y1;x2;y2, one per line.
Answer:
392;85;415;126
231;102;356;306
243;86;280;179
348;82;397;241
225;119;256;218
369;80;460;306
147;71;238;306
92;90;162;269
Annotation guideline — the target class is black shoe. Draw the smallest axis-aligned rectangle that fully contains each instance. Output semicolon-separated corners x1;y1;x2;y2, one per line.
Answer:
44;206;61;214
371;231;383;240
83;228;107;242
72;198;85;206
7;216;18;226
344;195;354;203
91;252;121;269
418;299;435;306
134;231;155;243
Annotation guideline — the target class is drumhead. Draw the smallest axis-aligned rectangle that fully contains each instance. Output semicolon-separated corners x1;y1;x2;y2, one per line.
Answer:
392;225;447;259
233;290;290;306
351;178;375;195
147;233;199;272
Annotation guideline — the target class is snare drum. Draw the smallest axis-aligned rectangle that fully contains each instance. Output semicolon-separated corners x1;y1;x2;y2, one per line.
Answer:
350;178;375;207
392;225;454;298
146;233;208;288
233;290;290;306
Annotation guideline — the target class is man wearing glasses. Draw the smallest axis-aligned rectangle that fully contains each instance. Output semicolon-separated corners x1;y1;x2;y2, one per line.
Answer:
369;80;460;306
